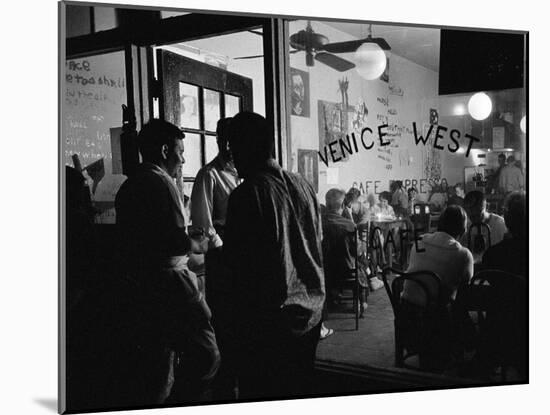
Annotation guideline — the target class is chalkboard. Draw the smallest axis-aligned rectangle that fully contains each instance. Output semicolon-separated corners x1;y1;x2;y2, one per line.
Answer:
63;51;128;223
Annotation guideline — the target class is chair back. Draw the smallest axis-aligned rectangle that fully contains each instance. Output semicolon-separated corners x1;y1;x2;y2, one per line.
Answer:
382;268;442;313
411;203;431;234
381;268;444;366
467;222;492;254
322;224;358;285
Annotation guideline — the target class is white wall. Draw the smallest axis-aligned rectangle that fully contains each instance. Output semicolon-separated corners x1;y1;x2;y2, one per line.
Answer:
288;21;439;202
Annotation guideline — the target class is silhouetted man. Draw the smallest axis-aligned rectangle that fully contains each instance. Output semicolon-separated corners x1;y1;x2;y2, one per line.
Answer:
115;119;219;406
223;112;325;399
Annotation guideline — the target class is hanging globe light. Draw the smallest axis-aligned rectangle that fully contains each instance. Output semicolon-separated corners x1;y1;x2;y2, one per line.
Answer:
355;42;387;80
468;92;492;121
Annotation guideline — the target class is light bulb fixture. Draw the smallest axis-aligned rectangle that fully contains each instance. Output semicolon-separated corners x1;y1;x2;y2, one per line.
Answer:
468;92;492;121
520;115;526;133
354;25;387;80
355;43;387;80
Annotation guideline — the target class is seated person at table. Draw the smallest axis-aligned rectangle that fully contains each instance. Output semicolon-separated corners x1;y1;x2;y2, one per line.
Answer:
462;190;507;262
391;180;409;217
403;205;474;307
342;187;369;224
322;188;368;315
482;192;526;277
447;183;465;207
378;191;396;218
364;193;380;219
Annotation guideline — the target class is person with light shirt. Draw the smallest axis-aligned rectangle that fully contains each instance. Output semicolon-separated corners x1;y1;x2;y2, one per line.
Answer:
499;155;524;193
462;190;507;263
190;118;239;248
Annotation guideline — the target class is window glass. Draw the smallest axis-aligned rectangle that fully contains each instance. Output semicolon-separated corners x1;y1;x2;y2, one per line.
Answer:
204;88;221;132
64;50;127;223
181;133;202;178
179;82;200;130
225;94;241;117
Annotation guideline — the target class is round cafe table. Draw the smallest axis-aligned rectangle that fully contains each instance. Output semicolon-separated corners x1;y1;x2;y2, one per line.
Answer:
358;216;408;270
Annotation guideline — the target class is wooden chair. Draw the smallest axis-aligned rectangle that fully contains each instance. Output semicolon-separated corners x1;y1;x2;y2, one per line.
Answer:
411;203;431;235
468;269;527;381
381;267;443;369
467;222;492;256
323;226;361;330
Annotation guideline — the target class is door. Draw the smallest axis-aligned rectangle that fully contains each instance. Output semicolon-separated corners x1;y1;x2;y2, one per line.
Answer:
156;49;253;180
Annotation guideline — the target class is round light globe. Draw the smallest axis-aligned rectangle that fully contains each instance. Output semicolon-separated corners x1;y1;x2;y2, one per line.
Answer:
520;115;526;133
355;43;387;80
468;92;492;120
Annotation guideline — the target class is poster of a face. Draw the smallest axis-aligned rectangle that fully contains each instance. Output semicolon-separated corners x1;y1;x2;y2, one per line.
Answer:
290;67;310;117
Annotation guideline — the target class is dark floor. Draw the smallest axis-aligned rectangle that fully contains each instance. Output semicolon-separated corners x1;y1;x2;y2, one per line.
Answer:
317;282;400;368
316;277;525;385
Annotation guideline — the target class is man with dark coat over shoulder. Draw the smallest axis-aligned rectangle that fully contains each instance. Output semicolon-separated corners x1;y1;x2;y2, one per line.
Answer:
223;111;325;399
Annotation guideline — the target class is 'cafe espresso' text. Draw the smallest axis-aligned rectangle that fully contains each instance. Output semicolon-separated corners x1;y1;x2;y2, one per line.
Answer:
317;122;481;167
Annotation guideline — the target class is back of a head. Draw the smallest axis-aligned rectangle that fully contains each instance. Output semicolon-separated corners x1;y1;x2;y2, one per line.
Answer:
138;119;184;162
344;187;361;206
216;117;232;139
325;188;346;212
438;205;468;239
504;192;526;238
229;111;274;162
464;190;485;209
379;191;392;202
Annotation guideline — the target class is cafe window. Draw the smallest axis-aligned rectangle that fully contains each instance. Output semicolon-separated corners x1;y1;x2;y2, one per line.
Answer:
284;19;526;370
63;50;128;224
285;20;526;206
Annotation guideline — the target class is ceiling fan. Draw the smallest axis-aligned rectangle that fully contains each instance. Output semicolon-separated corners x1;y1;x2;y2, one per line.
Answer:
236;21;371;72
321;24;391;54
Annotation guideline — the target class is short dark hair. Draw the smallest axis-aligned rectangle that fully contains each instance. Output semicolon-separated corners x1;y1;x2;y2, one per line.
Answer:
216;117;232;139
504;192;526;238
137;119;184;162
464;190;486;208
438;205;468;239
407;187;418;198
344;188;361;206
228;112;274;162
379;191;392;202
325;188;346;211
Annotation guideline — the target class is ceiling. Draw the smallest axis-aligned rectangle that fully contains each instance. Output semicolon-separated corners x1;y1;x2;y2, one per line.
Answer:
324;22;441;72
178;22;440;73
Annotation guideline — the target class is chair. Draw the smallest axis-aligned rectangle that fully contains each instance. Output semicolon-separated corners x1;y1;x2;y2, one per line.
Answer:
381;267;443;369
322;226;361;330
467;270;527;381
411;203;431;235
467;222;492;256
365;224;386;271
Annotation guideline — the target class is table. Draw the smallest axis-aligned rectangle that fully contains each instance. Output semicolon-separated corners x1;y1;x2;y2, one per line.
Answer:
358;217;408;270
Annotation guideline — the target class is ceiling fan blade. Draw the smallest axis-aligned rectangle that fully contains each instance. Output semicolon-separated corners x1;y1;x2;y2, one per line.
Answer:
315;52;355;72
367;37;391;51
321;39;364;53
234;50;300;60
233;54;264;60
